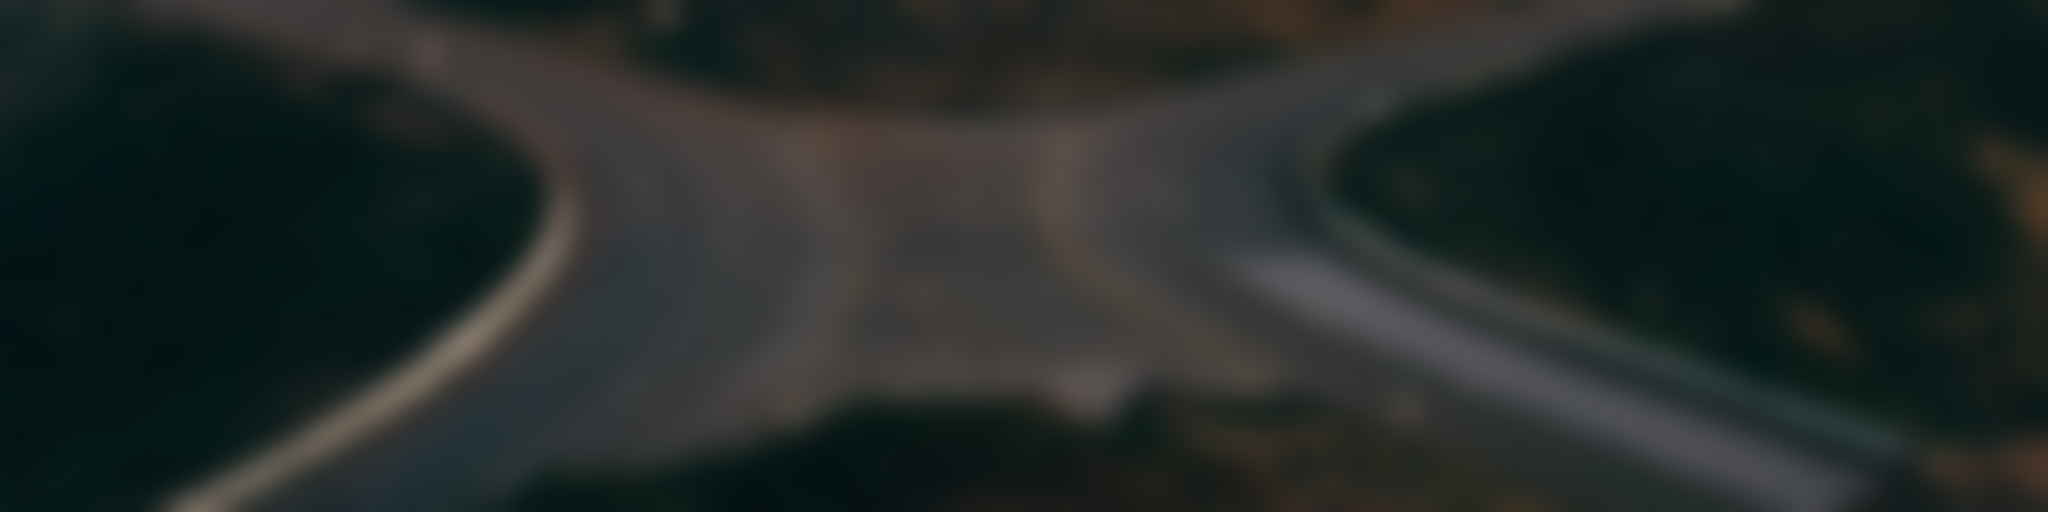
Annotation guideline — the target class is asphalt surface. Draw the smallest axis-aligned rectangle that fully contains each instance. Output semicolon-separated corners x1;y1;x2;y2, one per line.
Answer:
143;0;1912;510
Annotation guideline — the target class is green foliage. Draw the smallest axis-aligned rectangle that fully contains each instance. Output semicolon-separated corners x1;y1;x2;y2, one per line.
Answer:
1333;0;2048;434
414;0;633;24
511;393;1554;511
412;0;1406;110
512;398;1242;511
0;26;537;509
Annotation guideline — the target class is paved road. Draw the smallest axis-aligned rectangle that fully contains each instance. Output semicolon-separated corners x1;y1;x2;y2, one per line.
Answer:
146;0;1912;510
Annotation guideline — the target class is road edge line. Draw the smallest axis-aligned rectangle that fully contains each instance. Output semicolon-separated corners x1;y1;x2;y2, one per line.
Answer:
163;70;593;512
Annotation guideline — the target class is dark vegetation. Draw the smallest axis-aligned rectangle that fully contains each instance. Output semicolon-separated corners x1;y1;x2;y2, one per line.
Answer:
417;0;636;25
513;393;1554;511
0;16;538;510
415;0;1493;110
1334;0;2048;438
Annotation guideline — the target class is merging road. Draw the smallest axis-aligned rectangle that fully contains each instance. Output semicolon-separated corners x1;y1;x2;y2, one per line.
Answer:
144;0;1915;510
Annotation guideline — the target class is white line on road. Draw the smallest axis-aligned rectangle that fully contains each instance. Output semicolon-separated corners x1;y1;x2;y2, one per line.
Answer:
164;73;593;512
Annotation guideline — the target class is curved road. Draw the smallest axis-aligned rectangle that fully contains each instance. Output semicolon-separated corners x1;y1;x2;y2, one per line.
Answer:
146;0;1912;510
